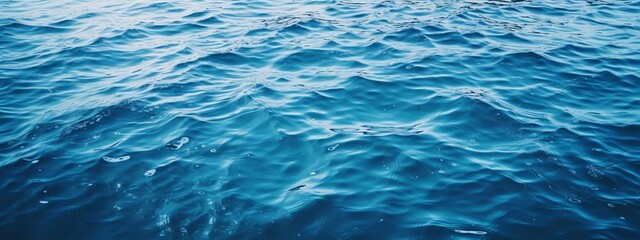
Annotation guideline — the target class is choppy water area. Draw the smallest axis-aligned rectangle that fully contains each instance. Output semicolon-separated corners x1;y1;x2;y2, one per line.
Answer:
1;0;639;239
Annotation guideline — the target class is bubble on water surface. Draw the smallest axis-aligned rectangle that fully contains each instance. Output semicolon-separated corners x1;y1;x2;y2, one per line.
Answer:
144;169;156;177
327;144;339;151
102;155;131;163
166;136;190;150
587;165;604;179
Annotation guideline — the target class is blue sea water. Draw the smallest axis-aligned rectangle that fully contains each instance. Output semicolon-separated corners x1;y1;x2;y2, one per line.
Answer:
1;0;639;239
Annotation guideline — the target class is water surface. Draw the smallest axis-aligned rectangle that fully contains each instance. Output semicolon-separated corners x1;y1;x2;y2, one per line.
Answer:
1;0;639;239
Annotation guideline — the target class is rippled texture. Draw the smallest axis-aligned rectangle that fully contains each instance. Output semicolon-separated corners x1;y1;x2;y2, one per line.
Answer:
1;0;639;239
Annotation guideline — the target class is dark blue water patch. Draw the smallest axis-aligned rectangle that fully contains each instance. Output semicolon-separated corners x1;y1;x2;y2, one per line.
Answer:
0;22;76;35
196;16;223;25
142;22;209;36
274;49;365;71
1;0;640;239
183;11;209;19
102;29;149;42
